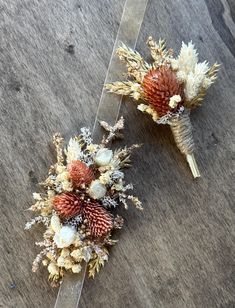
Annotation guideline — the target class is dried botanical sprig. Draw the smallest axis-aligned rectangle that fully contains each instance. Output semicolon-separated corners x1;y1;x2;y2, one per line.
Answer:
25;118;142;286
105;37;219;178
147;36;173;66
53;133;64;166
100;116;125;144
116;43;150;82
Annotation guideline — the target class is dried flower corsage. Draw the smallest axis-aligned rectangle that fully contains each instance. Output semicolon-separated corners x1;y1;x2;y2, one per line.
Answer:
105;37;219;178
25;118;142;287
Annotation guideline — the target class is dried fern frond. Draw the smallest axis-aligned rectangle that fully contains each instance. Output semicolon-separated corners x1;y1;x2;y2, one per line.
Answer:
115;144;142;168
88;248;109;278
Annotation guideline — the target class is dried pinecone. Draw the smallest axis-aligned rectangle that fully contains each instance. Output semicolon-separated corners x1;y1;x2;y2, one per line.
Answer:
82;202;113;238
68;160;94;188
142;66;184;117
53;193;83;218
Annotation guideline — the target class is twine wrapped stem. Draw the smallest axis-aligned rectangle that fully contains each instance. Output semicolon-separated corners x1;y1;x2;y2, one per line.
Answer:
169;111;200;178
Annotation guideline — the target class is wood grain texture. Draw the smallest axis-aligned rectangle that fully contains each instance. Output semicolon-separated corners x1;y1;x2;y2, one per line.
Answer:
0;0;234;307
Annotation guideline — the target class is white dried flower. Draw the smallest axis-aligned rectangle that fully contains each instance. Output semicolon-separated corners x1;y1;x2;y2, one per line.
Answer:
70;249;83;261
101;196;118;208
88;180;107;199
132;91;141;100
177;41;198;75
33;192;42;201
56;171;69;181
64;257;74;270
86;144;98;153
73;234;83;247
194;61;209;77
72;264;82;273
176;70;187;82
202;77;213;89
94;148;113;166
184;62;209;100
137;104;158;121
56;165;66;174
170;58;179;70
47;190;55;198
184;72;197;100
137;104;148;112
60;248;70;258
57;256;65;267
53;226;76;248
169;95;181;108
42;259;48;266
50;213;61;233
80;127;92;144
99;171;112;185
48;262;59;275
61;179;73;192
130;82;141;92
66;138;82;163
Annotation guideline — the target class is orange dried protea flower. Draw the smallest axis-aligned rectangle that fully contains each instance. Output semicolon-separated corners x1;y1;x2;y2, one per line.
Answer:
68;160;94;188
53;193;82;218
82;202;113;238
142;67;184;117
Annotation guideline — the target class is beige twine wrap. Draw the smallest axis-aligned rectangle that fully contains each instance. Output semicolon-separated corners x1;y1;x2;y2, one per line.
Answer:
169;111;200;178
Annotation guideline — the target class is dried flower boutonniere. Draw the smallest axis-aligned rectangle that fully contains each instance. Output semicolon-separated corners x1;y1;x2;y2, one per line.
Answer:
25;118;142;287
105;37;219;178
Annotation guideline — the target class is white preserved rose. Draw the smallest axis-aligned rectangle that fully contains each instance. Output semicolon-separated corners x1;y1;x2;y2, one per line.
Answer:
53;226;76;248
88;180;107;199
94;148;113;166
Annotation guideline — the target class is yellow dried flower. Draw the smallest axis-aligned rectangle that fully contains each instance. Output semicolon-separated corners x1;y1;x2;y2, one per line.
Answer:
48;262;59;275
87;144;98;153
70;249;83;261
63;257;74;270
72;264;82;273
57;256;65;267
60;248;70;258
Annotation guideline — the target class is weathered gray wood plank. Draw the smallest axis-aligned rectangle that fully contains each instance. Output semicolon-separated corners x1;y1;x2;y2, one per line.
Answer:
0;0;234;307
0;0;124;307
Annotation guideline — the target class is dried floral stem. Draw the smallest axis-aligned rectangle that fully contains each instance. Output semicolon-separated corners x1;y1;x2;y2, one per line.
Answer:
53;133;64;165
100;116;125;145
147;36;173;66
116;44;150;82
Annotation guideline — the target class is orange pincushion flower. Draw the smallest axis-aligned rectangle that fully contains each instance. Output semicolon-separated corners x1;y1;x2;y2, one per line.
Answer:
53;193;113;237
53;193;82;218
68;160;94;188
82;202;113;238
142;67;184;117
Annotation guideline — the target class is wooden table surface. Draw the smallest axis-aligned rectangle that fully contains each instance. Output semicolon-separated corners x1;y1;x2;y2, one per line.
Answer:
0;0;234;307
